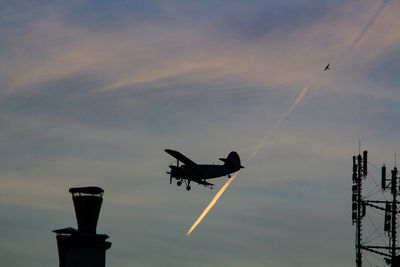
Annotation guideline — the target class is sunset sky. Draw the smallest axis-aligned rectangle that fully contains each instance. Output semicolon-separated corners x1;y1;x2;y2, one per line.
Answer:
1;0;400;266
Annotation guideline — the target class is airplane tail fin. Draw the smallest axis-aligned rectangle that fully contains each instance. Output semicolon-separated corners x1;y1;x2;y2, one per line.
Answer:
219;151;244;169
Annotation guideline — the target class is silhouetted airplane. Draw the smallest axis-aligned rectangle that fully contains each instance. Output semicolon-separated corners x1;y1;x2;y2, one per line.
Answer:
324;63;330;71
165;149;244;191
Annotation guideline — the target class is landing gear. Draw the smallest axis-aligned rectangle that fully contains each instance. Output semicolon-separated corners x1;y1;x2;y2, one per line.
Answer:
177;180;182;186
184;180;191;191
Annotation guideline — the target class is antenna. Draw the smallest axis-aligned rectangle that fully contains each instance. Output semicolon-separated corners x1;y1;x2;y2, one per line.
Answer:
352;149;400;266
363;151;368;176
382;164;386;190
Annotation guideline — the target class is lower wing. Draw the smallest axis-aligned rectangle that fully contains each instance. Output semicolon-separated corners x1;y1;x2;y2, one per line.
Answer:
194;179;214;187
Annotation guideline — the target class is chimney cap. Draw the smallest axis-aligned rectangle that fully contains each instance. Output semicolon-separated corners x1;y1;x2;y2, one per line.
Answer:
69;186;104;195
53;227;78;235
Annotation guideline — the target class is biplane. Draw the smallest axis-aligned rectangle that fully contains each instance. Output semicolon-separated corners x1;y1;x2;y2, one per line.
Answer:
165;149;244;190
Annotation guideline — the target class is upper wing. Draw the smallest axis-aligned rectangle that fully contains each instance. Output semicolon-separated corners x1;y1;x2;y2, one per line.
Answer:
165;149;198;167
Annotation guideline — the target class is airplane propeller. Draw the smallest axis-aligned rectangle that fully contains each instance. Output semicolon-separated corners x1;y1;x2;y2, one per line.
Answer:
167;159;180;185
166;171;172;184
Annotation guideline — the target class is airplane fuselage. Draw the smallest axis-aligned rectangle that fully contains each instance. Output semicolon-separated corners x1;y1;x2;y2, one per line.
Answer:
171;164;239;180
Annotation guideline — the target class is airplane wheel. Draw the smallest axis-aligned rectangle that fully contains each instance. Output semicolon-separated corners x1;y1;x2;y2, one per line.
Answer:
186;185;191;191
177;181;182;186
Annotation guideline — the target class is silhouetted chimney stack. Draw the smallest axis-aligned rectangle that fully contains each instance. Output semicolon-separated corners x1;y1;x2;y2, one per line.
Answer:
70;186;103;234
54;186;111;267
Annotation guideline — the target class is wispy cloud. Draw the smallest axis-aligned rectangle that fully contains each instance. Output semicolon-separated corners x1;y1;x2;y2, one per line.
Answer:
2;0;398;100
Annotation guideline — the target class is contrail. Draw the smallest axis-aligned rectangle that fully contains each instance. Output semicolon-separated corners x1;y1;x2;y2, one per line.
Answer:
187;85;310;236
186;0;388;236
187;172;238;235
349;0;390;51
250;85;309;159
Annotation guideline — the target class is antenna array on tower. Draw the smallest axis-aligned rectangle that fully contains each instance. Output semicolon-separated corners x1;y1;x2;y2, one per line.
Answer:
351;149;400;266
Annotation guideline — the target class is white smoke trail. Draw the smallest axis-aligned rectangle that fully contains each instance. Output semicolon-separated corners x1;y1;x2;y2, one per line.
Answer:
349;0;390;51
250;85;309;159
187;85;310;236
187;172;238;235
187;0;389;236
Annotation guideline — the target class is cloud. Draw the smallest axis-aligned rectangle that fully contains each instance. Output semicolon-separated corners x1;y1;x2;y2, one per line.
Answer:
2;0;398;100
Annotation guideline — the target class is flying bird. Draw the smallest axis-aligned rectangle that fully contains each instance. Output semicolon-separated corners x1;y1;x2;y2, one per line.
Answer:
324;64;330;71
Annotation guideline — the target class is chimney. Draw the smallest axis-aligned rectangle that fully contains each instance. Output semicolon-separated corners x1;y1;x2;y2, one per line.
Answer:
54;186;111;267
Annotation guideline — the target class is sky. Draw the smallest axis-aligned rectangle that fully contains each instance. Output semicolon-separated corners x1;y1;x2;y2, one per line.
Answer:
1;0;400;266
